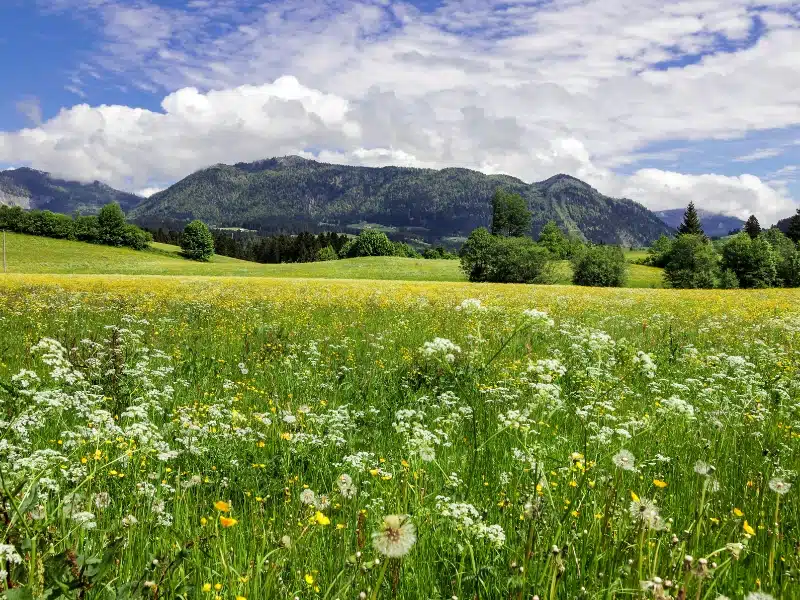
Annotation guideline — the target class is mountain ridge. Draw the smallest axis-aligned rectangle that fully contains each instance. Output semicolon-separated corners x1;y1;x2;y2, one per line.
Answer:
130;156;672;246
654;208;744;236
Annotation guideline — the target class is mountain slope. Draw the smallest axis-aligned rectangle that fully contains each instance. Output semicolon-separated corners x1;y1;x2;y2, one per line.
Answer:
655;208;744;237
131;156;671;245
0;167;142;214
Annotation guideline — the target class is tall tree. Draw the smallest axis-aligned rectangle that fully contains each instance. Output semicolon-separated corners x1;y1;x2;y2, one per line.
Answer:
181;220;215;261
677;202;704;237
491;189;532;237
744;215;761;239
97;202;127;246
787;208;800;243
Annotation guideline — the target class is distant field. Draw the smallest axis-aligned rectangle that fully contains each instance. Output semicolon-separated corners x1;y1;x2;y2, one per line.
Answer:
1;233;664;286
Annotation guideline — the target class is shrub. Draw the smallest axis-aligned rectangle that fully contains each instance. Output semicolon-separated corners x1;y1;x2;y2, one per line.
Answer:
316;245;339;261
571;245;627;287
392;242;421;258
644;235;673;267
537;221;570;259
122;224;153;251
663;234;718;289
343;230;394;258
461;228;554;284
718;269;740;289
181;220;215;261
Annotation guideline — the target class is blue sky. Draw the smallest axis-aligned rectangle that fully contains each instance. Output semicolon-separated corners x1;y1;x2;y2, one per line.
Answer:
1;0;798;223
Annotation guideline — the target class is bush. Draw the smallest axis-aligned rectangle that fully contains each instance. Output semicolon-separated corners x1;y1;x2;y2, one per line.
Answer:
663;234;718;289
392;242;421;258
460;228;554;284
181;220;215;261
341;229;395;258
571;245;627;287
644;235;673;267
537;221;570;259
122;224;153;251
316;245;338;261
423;246;457;260
718;269;740;289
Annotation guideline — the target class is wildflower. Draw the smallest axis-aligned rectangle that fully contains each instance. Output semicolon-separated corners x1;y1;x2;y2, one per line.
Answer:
281;535;292;549
121;514;138;527
456;298;484;313
745;593;775;600
214;500;231;512
220;516;238;528
629;497;665;530
300;489;316;505
314;494;331;511
612;450;636;472
693;460;714;477
202;584;212;593
305;574;314;586
743;520;755;536
522;309;554;327
337;473;356;499
653;479;668;489
768;477;791;495
372;514;416;558
312;511;330;526
733;508;744;517
94;492;111;509
0;545;23;566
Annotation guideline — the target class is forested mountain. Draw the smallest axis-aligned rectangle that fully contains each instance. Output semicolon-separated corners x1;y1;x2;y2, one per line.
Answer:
131;156;671;245
655;208;744;237
0;167;142;214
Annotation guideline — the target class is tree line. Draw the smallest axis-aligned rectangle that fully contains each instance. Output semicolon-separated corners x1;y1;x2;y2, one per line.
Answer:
0;203;152;250
642;203;800;288
150;222;459;263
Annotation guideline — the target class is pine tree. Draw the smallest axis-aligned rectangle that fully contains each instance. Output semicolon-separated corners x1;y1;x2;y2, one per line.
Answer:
677;202;704;236
744;215;761;239
787;208;800;244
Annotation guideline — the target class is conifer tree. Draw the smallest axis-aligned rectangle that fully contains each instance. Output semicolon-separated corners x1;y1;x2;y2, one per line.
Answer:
744;215;761;239
787;208;800;244
677;202;704;236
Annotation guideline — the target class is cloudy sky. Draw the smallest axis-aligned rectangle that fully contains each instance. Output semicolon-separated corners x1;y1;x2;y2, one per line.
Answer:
1;0;798;224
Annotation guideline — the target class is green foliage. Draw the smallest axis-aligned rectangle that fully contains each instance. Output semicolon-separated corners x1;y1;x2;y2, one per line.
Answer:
316;245;339;261
422;246;458;260
743;215;761;239
763;228;800;287
537;221;572;259
97;202;128;246
0;203;149;250
720;233;777;289
571;245;628;287
460;228;554;283
129;157;672;246
181;220;215;261
677;202;704;236
718;268;740;289
644;235;674;267
787;208;800;243
392;242;422;258
663;234;718;289
491;189;532;237
342;229;395;258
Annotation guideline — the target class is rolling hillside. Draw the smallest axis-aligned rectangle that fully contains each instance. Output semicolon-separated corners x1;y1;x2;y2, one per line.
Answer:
130;157;672;246
0;233;664;287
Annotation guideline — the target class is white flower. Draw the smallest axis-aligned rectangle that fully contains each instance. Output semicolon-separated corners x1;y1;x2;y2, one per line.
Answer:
612;449;636;472
122;514;139;527
421;338;461;358
768;477;791;495
0;544;23;565
94;492;111;509
693;460;714;477
372;515;416;558
456;298;484;313
314;494;331;511
745;593;775;600
522;309;554;327
337;474;357;499
300;489;316;505
71;511;97;530
629;498;665;530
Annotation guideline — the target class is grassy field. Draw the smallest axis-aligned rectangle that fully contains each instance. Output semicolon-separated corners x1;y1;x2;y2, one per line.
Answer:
0;274;797;599
2;233;665;287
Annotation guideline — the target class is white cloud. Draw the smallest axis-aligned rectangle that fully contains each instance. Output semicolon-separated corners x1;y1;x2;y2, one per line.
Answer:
733;148;784;162
5;0;798;224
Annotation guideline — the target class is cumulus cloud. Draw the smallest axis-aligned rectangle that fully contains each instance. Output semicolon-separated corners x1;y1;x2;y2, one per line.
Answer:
4;0;798;224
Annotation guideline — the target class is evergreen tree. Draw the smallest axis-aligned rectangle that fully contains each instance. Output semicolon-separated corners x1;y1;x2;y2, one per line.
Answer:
677;202;704;236
491;189;531;237
744;215;761;239
787;208;800;243
181;220;215;261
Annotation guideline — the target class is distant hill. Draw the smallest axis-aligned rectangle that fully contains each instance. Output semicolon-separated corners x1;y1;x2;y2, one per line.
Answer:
0;167;142;214
130;156;672;246
655;208;744;237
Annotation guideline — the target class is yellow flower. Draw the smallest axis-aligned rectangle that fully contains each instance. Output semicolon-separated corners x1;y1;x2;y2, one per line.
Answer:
630;491;640;502
200;517;208;526
743;520;755;536
653;479;668;489
201;584;212;593
312;511;331;526
214;500;231;512
305;574;314;586
214;584;222;591
236;596;246;600
281;432;292;440
220;516;238;528
733;508;744;517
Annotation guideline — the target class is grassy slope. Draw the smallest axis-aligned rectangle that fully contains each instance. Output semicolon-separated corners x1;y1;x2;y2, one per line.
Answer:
1;233;664;287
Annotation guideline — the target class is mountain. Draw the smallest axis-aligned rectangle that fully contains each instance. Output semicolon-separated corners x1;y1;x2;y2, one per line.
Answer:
130;156;672;245
655;208;744;237
0;167;142;215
